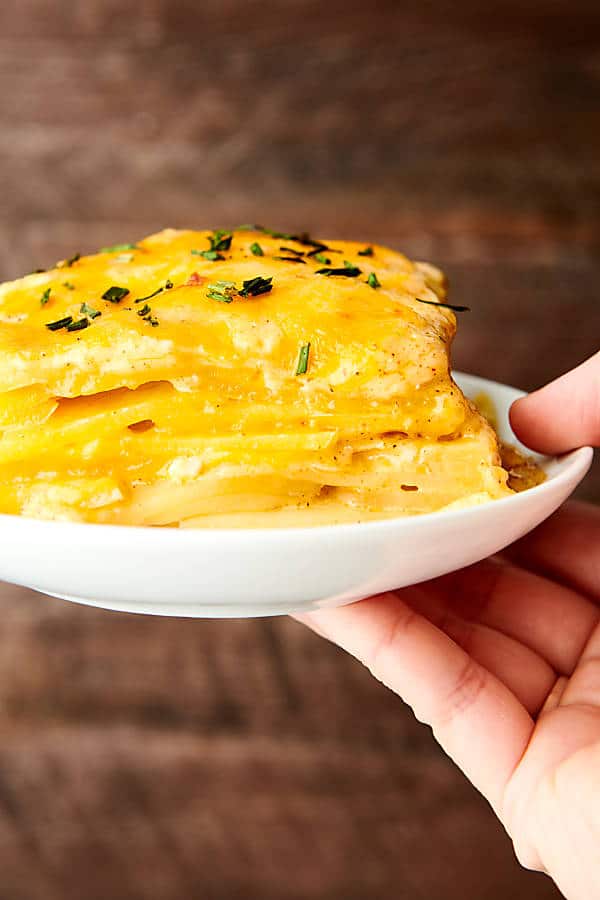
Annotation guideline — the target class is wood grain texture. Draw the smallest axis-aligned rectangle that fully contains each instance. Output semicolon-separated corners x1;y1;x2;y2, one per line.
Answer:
0;2;598;897
0;585;559;900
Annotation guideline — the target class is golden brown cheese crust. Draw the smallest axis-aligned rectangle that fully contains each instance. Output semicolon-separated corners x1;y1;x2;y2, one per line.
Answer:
0;228;513;525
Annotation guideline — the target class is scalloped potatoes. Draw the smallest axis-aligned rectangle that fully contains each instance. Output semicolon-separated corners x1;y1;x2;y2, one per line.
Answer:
0;227;518;525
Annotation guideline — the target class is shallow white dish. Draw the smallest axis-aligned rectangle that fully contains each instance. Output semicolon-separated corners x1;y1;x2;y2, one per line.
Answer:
0;373;592;618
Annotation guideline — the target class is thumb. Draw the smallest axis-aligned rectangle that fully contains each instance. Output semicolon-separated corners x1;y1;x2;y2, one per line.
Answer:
509;351;600;454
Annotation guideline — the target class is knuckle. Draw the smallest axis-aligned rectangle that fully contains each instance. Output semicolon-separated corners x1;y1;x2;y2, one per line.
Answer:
573;362;600;445
365;606;420;680
563;655;600;704
512;837;545;873
432;656;487;729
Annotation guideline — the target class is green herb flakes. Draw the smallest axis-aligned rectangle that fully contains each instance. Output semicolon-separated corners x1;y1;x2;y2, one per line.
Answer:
192;249;223;261
80;302;101;319
58;253;81;269
206;276;273;303
45;316;73;331
253;225;294;240
134;280;173;305
206;281;237;303
208;230;233;253
239;276;273;297
366;272;381;289
316;264;361;278
66;318;89;332
313;253;330;265
358;246;374;257
100;243;139;253
250;242;264;256
40;288;51;307
295;343;311;376
102;285;130;303
416;298;470;312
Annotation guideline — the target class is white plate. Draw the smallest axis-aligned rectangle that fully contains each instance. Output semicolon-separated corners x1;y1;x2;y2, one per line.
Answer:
0;373;592;618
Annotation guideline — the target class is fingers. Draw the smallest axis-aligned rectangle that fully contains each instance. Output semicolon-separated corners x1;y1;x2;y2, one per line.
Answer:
505;501;600;604
509;350;600;453
538;675;568;716
403;593;557;716
428;557;600;675
295;591;533;814
559;621;600;709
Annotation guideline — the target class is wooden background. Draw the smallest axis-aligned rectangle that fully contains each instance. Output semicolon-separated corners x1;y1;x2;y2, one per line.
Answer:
0;1;599;898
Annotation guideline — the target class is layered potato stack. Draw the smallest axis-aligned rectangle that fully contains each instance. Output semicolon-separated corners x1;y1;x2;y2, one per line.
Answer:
0;227;514;526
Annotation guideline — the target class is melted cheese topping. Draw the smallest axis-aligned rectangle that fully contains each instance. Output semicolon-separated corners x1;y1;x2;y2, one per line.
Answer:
0;228;517;526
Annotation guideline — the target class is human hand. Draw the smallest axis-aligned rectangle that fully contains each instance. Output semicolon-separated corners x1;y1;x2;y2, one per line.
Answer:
294;351;600;900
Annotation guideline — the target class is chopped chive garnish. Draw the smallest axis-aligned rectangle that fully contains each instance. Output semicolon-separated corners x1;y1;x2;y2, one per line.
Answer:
40;288;51;307
206;280;237;303
358;246;374;257
316;264;361;277
66;317;89;332
279;246;304;256
58;253;80;269
313;253;330;265
416;298;470;312
294;233;328;249
134;280;172;304
135;287;161;303
192;248;223;261
245;225;320;244
80;302;101;319
208;230;233;253
250;242;264;256
144;315;159;327
239;276;273;297
289;232;326;249
45;316;73;331
63;281;75;290
256;226;295;240
241;226;337;252
206;290;234;303
366;272;381;289
295;342;311;376
102;285;130;303
206;276;274;302
137;304;151;316
274;256;306;263
100;243;139;253
306;245;341;257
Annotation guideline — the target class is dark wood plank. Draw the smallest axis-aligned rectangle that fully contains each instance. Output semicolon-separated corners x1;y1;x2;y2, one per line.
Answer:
0;584;559;900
